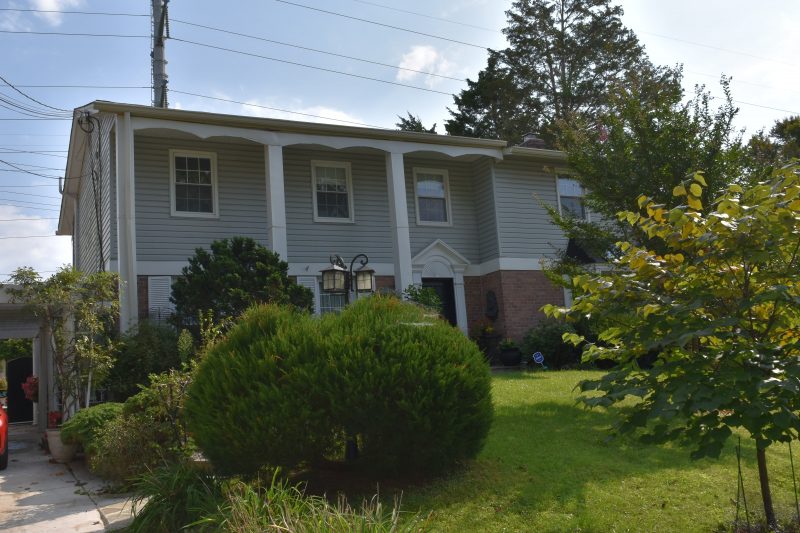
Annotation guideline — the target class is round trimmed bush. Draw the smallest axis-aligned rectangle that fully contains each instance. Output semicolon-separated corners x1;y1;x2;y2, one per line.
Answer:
185;305;337;475
185;296;493;477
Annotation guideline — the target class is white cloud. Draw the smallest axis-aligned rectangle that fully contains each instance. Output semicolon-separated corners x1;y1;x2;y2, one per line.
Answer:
0;1;30;31
30;0;84;27
0;206;71;281
396;45;458;88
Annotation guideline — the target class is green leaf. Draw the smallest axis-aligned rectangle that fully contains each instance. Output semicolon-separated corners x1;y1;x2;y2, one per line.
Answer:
673;184;687;197
689;183;703;197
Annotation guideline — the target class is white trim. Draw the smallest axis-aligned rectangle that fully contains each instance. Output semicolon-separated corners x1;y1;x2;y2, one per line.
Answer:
311;160;355;223
169;149;219;218
129;117;506;160
410;239;470;334
490;162;504;255
386;152;413;292
115;112;138;331
413;167;453;227
464;257;546;276
265;145;288;259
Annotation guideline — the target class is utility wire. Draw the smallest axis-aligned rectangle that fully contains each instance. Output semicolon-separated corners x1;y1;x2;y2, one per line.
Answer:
0;217;58;221
0;190;61;199
0;204;60;211
1;74;70;112
0;235;66;240
0;117;70;121
0;159;68;180
350;0;501;33
171;90;388;128
0;198;60;208
0;182;59;187
171;18;466;82
13;85;150;89
0;30;148;38
274;0;488;49
0;7;147;17
171;38;455;96
0;148;68;158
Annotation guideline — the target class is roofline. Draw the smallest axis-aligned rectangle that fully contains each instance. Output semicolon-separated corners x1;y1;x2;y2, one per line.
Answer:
502;145;567;163
88;100;513;150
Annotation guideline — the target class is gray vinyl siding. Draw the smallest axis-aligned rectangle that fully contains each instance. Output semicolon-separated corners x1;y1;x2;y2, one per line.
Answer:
283;147;394;264
405;157;481;263
133;135;269;262
472;159;498;262
494;159;566;258
75;113;114;272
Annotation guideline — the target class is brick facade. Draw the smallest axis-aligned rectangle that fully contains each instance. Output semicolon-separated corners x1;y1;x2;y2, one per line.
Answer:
374;275;396;293
464;270;563;342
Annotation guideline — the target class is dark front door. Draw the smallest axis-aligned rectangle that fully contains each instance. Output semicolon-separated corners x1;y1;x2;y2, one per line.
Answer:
422;278;457;326
7;357;34;423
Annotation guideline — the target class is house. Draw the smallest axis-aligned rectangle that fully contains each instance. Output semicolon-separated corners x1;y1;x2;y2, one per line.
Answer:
57;101;581;340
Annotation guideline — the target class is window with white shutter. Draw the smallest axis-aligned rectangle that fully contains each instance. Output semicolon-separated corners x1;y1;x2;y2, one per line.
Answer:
147;276;176;323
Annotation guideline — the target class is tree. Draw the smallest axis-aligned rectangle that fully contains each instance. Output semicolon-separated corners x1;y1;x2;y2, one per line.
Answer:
542;67;746;279
171;237;313;329
545;164;800;527
3;267;119;419
747;115;800;173
446;0;647;144
395;112;437;134
0;338;31;362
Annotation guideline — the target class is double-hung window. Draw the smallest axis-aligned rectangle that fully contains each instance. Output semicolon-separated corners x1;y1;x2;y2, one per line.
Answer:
170;150;218;217
312;161;354;222
318;280;347;314
557;176;587;220
414;168;451;225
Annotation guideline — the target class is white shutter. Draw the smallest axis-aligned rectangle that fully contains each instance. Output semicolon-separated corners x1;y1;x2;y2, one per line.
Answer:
147;276;175;323
296;276;320;315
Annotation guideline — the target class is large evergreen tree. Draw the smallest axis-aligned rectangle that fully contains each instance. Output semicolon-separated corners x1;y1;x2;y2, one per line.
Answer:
446;0;646;144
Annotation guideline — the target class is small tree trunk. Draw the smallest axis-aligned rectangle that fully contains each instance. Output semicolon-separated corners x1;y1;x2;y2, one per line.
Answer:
756;446;777;529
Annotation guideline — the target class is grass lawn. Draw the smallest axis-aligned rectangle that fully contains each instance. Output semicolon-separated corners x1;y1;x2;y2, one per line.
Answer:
399;371;797;532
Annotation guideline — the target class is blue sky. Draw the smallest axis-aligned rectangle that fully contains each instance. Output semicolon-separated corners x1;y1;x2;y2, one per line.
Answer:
1;0;798;279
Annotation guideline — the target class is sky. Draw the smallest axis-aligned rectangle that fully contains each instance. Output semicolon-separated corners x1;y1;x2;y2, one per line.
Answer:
0;0;798;280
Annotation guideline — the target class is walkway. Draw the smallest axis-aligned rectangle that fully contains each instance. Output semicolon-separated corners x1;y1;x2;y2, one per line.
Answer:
0;424;133;532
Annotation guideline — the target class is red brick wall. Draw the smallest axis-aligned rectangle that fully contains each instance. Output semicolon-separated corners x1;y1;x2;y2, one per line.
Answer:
375;275;396;293
137;276;148;320
464;270;563;342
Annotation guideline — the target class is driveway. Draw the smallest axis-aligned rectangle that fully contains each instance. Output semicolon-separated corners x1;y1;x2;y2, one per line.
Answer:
0;424;133;532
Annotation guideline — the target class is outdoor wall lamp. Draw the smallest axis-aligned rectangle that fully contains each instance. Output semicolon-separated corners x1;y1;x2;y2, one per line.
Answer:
320;253;374;303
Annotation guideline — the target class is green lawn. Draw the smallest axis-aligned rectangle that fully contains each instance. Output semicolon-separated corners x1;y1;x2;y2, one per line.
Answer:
399;371;797;532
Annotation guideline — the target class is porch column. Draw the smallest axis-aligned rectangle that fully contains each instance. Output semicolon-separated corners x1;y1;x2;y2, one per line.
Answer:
264;145;288;260
453;270;468;334
385;152;413;292
115;112;138;331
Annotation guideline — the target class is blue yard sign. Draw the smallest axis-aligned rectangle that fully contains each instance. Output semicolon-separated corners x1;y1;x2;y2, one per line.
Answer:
532;351;547;370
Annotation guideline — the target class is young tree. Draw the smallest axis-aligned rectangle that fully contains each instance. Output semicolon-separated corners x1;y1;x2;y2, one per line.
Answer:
747;115;800;173
3;267;119;419
446;0;647;144
395;112;437;134
170;237;313;329
545;164;800;527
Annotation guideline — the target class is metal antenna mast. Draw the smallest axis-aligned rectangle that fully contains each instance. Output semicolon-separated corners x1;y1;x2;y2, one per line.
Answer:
151;0;169;108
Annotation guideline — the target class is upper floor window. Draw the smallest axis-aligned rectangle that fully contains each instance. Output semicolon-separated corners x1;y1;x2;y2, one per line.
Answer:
312;161;354;222
558;176;587;220
170;150;218;217
414;168;451;226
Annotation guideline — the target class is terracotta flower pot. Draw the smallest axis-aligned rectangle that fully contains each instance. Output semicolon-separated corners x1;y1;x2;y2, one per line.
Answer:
46;429;77;464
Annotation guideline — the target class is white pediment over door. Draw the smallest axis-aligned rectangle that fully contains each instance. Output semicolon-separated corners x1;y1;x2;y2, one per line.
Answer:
411;239;470;277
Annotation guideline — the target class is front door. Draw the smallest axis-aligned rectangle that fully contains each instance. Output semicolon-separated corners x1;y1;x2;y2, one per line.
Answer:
422;278;457;326
7;357;33;423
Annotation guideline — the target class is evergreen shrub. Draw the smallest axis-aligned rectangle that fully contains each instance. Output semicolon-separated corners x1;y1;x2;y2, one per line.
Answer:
185;296;493;477
521;319;583;369
60;402;123;456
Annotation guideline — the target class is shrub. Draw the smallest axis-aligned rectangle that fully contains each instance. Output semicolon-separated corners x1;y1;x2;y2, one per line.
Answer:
60;402;123;456
521;319;583;369
105;321;182;401
92;367;194;482
326;296;492;475
185;305;336;475
186;296;493;477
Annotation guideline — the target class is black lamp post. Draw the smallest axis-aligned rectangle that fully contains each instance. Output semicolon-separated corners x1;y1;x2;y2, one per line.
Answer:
320;253;374;462
320;253;373;304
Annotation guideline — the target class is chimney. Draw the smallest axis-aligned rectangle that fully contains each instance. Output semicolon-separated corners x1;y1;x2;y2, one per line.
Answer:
519;132;547;149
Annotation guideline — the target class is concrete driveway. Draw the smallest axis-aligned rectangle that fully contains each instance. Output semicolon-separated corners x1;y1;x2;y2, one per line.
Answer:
0;424;133;532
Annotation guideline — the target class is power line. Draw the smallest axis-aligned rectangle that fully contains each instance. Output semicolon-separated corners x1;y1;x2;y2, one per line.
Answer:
0;183;58;187
0;148;68;158
171;18;466;82
0;74;70;113
0;204;60;211
0;30;148;38
0;118;70;121
171;90;388;128
0;7;147;17
0;161;64;171
13;85;150;89
0;197;60;208
171;38;455;96
0;160;65;180
350;0;501;33
0;190;61;199
274;0;488;49
0;217;58;221
0;235;66;240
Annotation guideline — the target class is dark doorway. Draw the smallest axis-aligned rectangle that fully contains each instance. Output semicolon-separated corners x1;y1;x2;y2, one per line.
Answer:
422;278;457;326
7;357;33;423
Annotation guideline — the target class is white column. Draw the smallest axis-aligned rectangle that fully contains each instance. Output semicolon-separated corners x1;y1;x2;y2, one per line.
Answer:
264;145;288;260
115;112;138;331
386;152;413;292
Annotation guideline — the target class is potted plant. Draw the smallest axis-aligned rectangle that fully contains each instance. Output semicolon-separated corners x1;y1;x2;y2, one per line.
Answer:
499;338;522;366
46;410;77;463
0;377;7;407
473;321;501;363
